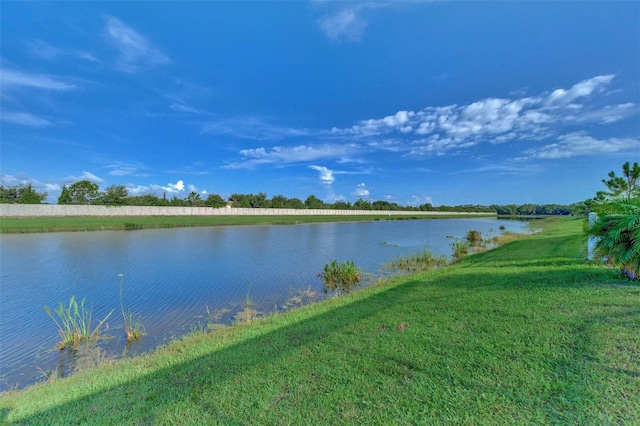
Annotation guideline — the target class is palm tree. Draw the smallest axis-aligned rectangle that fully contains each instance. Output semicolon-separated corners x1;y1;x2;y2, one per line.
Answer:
589;197;640;280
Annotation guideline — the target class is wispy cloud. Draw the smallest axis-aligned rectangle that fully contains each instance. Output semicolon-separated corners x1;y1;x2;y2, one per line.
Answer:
201;116;312;141
0;173;61;191
1;112;52;127
104;16;169;72
1;68;77;90
223;143;358;170
317;3;388;42
26;39;98;63
522;132;640;160
60;171;105;186
319;7;369;42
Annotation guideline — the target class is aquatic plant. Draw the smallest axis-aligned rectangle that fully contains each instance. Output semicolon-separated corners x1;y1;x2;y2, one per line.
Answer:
450;240;470;263
118;274;145;341
383;248;447;273
318;260;362;296
44;296;113;349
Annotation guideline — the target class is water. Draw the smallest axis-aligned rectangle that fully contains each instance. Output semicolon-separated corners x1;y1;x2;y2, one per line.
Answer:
0;218;530;391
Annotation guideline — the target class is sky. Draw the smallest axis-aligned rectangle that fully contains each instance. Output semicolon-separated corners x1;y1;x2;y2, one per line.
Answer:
1;1;639;206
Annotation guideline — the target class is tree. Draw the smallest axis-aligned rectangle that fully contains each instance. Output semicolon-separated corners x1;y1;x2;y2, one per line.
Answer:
18;184;47;204
67;180;100;205
0;184;47;204
205;194;227;208
304;195;325;209
353;199;372;210
186;192;204;207
588;160;640;280
58;186;72;204
100;185;129;206
601;161;640;200
589;198;640;280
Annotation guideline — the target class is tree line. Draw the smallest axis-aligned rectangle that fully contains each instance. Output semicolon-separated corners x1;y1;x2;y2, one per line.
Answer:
0;179;588;215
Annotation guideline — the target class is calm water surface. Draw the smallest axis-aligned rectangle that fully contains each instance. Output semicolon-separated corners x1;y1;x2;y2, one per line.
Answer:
0;218;531;390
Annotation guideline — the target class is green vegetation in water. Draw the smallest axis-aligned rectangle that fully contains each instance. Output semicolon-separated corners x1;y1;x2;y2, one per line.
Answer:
2;217;638;424
118;274;144;342
43;296;113;350
382;247;448;273
318;260;362;295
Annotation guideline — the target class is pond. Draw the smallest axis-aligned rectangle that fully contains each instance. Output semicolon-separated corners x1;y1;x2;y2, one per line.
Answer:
0;217;532;391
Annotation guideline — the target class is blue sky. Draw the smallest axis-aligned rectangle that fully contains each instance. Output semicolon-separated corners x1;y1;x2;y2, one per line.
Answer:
1;1;638;206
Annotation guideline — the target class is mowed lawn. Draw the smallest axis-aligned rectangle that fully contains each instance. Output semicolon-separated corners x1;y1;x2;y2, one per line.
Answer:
1;217;638;425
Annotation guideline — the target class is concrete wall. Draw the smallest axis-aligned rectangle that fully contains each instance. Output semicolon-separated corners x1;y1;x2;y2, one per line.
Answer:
0;204;494;217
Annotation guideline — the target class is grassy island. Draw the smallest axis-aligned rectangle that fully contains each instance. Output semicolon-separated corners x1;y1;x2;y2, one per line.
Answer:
1;217;638;424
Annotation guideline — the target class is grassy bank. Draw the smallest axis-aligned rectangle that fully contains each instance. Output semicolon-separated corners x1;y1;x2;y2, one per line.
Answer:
0;213;495;234
1;217;638;424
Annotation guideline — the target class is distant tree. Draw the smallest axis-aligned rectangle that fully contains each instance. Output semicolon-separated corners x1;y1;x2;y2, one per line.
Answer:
228;193;251;208
58;185;72;205
271;194;288;208
186;192;204;207
286;197;305;209
67;180;100;205
126;193;162;206
0;184;47;204
205;193;227;208
249;192;270;208
18;184;47;204
0;185;20;204
353;199;372;210
100;185;129;206
332;200;352;210
304;195;325;209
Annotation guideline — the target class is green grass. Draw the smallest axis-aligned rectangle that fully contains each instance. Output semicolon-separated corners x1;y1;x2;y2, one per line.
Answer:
0;213;496;234
1;217;639;424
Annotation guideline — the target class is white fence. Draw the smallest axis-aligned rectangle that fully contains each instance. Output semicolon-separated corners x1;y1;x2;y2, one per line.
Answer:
0;204;494;217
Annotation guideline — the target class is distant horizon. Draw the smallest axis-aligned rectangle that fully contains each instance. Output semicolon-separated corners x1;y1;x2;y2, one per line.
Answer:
2;2;638;206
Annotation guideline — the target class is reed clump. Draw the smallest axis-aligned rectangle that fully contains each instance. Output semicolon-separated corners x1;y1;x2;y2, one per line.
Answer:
119;274;144;342
44;296;113;350
383;248;448;272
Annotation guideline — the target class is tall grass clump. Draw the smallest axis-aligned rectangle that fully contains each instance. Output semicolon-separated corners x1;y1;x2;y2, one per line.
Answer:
318;260;362;296
44;296;113;349
450;240;470;263
118;274;144;341
383;248;447;273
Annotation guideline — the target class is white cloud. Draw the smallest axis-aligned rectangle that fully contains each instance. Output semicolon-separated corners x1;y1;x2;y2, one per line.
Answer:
224;144;357;169
127;179;198;197
1;68;77;90
523;132;640;160
309;165;335;185
319;7;368;42
353;182;370;197
544;75;614;107
61;171;105;186
1;112;52;127
105;16;169;72
1;173;61;191
331;74;635;158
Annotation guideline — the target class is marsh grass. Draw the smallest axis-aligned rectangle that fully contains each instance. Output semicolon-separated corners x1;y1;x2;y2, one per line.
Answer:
382;247;448;273
319;260;362;295
43;296;113;349
118;274;144;342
